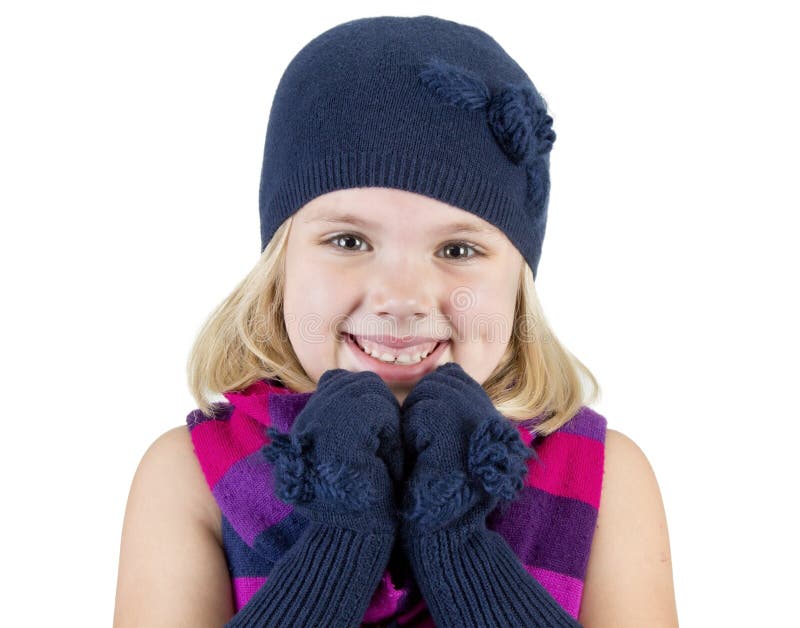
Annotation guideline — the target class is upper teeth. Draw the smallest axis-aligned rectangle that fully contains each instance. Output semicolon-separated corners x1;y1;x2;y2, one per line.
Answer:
353;336;439;364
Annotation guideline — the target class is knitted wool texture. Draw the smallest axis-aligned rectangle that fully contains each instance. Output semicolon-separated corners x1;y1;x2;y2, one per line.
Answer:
257;15;556;279
187;379;607;625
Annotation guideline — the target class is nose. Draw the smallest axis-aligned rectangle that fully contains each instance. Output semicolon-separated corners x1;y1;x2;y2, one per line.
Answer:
365;258;439;333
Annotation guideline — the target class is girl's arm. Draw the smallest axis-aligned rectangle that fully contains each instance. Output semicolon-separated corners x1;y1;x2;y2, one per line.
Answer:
114;427;233;628
577;430;679;627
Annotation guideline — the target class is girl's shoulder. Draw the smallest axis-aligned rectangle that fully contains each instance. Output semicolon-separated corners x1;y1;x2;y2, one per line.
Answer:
577;426;679;625
143;425;223;544
115;427;231;624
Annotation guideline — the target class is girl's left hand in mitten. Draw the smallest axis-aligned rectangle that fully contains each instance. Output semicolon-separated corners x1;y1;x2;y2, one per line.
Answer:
400;361;532;538
399;362;583;628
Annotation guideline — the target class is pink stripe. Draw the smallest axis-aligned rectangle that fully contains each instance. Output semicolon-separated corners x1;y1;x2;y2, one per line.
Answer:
524;564;583;620
223;379;290;427
234;572;427;625
525;432;604;508
515;423;535;447
233;576;267;611
190;408;270;488
397;598;436;626
231;566;582;622
362;570;407;622
189;379;293;488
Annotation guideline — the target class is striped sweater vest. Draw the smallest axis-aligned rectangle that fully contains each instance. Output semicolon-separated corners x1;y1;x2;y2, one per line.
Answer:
186;378;607;625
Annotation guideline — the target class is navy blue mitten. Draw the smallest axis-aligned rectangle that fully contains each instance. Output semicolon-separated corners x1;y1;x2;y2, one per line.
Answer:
225;368;403;627
400;362;583;627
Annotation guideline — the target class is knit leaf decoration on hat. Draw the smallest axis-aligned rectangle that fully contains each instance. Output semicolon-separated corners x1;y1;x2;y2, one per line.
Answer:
418;57;556;166
417;58;491;112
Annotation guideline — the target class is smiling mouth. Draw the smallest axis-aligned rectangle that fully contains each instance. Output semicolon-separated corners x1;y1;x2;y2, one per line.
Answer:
343;332;451;383
346;333;442;365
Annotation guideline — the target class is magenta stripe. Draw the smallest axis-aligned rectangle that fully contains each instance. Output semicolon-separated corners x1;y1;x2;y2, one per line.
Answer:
232;576;267;612
524;564;583;619
362;570;409;623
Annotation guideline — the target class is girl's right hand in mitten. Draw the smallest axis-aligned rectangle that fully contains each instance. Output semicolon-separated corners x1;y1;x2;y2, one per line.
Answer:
226;370;405;627
263;368;403;535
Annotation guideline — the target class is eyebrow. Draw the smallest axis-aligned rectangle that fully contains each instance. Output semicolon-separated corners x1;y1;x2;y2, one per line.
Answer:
306;212;498;236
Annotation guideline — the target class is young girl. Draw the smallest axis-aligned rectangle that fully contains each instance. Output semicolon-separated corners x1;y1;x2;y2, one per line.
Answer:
114;15;678;627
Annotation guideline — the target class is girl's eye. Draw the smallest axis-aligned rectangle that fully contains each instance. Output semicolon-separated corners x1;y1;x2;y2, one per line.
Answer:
327;233;369;252
324;233;483;261
440;242;481;261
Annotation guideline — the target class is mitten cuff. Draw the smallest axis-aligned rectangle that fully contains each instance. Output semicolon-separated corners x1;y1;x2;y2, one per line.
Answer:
225;522;394;627
406;527;582;627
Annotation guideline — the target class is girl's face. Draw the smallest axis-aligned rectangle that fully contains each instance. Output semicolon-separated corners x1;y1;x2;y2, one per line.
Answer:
283;187;523;404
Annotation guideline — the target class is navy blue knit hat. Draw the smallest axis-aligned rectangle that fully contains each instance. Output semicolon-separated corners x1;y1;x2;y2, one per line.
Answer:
258;15;556;278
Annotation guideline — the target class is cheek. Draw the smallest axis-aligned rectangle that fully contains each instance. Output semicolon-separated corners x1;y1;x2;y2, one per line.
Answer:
285;247;346;308
283;257;358;347
443;279;516;345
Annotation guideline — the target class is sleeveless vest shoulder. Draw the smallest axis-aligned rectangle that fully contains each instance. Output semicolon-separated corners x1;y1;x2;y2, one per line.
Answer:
186;379;607;625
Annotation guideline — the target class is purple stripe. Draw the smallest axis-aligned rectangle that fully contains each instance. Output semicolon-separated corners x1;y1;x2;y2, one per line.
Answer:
488;485;598;580
557;406;607;442
185;402;233;430
224;511;308;576
213;448;293;546
268;391;312;431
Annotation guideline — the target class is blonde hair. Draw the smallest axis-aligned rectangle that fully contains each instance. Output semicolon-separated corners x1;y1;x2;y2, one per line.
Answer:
187;215;600;437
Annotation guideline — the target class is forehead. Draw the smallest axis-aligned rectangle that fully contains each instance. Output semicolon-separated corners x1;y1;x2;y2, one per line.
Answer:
299;188;502;236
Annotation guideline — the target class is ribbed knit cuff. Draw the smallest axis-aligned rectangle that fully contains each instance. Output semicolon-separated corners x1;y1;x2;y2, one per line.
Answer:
406;526;583;628
225;522;394;627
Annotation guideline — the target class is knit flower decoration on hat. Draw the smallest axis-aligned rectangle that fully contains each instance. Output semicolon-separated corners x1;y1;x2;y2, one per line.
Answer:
418;57;555;211
486;84;555;165
418;57;555;164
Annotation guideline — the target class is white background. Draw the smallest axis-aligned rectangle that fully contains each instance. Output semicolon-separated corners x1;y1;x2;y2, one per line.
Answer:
1;2;797;625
